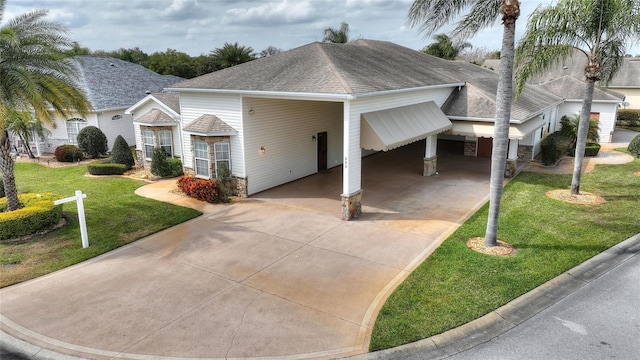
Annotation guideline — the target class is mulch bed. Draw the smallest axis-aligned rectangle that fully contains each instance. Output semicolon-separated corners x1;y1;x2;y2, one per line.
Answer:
634;171;640;176
545;189;605;205
466;237;516;257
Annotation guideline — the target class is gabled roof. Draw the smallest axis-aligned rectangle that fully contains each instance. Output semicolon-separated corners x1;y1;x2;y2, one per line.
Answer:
442;61;562;121
149;92;181;113
183;114;238;136
73;57;183;110
170;40;464;95
134;109;177;126
538;76;624;101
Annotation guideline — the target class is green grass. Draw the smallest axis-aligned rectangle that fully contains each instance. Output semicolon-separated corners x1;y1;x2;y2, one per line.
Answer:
0;163;201;287
370;155;640;351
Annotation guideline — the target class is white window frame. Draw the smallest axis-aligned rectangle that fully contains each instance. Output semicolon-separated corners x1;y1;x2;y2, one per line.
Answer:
158;130;172;157
193;140;210;178
66;118;87;144
142;129;155;160
214;142;230;178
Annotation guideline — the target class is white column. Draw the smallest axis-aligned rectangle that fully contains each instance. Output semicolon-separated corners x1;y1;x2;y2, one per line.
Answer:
342;101;361;196
508;138;519;160
33;129;42;157
425;134;437;158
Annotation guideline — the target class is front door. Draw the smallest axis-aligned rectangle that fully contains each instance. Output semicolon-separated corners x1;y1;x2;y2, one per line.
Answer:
477;137;493;158
317;132;327;172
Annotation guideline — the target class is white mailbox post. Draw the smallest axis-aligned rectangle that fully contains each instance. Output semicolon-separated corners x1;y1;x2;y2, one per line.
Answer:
53;190;89;248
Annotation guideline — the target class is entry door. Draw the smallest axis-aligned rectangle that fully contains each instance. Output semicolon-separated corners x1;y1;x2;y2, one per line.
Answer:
317;132;328;172
477;137;493;158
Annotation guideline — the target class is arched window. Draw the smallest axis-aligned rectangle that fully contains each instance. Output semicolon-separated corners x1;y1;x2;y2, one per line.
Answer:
158;130;172;157
66;118;87;144
142;129;155;159
193;140;209;177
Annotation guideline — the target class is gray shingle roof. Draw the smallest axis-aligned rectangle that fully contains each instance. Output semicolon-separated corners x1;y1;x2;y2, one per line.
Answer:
135;109;177;125
609;58;640;87
538;76;624;101
150;92;180;113
170;40;464;94
183;114;237;135
442;61;562;121
73;57;183;110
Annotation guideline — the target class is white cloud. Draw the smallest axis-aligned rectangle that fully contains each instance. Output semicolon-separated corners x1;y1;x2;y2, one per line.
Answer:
224;0;316;26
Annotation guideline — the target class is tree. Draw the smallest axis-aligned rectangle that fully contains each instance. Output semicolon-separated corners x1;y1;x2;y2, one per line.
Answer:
260;46;284;58
322;22;350;43
118;47;149;66
211;42;256;69
147;48;197;78
77;125;108;158
558;114;600;149
409;0;521;247
111;135;134;169
515;0;640;195
422;33;472;60
4;109;50;159
0;0;90;211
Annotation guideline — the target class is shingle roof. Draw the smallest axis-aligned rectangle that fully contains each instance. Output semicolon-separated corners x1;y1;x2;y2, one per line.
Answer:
538;76;624;101
170;40;464;94
609;58;640;87
73;57;183;110
442;61;562;121
183;114;238;135
150;92;180;113
135;109;177;125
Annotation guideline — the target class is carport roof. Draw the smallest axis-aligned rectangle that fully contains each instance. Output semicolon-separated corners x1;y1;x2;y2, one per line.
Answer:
170;40;464;95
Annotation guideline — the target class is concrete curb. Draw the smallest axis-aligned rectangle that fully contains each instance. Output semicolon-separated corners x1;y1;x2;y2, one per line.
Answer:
347;232;640;360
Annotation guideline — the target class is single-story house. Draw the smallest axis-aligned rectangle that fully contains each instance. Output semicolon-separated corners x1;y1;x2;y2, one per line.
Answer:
17;56;182;156
128;39;567;220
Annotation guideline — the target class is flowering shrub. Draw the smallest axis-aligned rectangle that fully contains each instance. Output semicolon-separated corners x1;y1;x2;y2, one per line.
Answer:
177;176;227;203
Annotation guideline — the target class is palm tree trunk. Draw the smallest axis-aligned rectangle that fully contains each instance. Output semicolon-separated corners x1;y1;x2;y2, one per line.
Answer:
485;2;518;247
0;129;20;211
571;79;595;195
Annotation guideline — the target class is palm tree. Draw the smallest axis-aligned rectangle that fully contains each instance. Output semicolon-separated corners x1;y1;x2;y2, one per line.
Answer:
322;22;350;43
515;0;640;195
5;109;51;159
0;0;90;211
408;0;521;247
211;42;256;69
423;33;472;60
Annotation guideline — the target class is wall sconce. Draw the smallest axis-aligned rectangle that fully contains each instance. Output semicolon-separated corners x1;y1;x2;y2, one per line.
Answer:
312;135;316;141
249;108;255;115
260;146;266;154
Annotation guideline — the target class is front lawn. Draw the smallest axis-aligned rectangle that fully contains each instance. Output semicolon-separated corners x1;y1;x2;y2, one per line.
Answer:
0;163;201;287
370;153;640;351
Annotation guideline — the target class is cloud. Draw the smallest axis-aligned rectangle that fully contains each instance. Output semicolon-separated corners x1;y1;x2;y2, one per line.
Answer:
161;0;211;20
224;0;317;26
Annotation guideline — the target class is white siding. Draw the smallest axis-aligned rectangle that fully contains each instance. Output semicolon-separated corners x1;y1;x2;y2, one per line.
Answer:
96;109;134;149
39;112;98;153
557;101;618;143
350;87;455;114
243;98;343;195
180;93;244;176
131;101;182;157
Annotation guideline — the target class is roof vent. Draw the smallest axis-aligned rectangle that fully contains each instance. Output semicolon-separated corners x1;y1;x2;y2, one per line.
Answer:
110;63;115;67
145;90;151;94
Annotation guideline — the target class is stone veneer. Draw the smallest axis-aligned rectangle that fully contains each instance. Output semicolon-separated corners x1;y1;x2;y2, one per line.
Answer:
504;159;517;178
517;145;534;163
423;156;438;176
341;190;362;221
233;176;248;198
464;140;477;157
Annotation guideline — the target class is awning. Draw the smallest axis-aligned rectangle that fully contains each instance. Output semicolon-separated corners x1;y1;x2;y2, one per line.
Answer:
361;101;453;151
448;117;546;140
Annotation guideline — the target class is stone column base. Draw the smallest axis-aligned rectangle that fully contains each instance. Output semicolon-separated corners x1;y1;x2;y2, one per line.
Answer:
233;176;248;198
423;156;437;177
504;159;517;178
341;190;362;221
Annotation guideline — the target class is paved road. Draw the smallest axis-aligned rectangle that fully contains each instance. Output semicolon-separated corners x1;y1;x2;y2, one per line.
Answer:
444;251;640;360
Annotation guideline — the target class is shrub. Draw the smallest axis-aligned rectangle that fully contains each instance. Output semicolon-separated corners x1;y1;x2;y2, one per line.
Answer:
150;148;170;176
87;163;127;175
177;176;227;203
0;193;63;240
569;143;602;157
616;109;640;127
628;134;640;157
559;114;600;148
111;135;134;169
77;126;108;158
541;136;562;165
0;177;4;198
54;145;84;162
167;158;184;177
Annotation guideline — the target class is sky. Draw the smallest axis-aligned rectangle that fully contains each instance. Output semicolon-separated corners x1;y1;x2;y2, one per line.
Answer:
5;0;640;57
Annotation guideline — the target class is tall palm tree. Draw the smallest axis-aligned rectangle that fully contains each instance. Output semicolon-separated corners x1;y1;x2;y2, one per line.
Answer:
0;0;90;211
211;42;256;69
515;0;640;195
408;0;521;247
322;22;350;43
423;33;472;60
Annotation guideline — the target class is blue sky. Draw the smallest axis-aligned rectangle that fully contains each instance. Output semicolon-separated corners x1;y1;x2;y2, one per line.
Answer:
5;0;640;56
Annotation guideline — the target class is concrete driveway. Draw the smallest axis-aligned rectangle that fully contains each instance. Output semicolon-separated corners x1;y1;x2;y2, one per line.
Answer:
0;142;491;359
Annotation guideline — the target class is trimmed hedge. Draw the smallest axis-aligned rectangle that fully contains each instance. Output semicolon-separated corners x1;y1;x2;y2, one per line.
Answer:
541;136;562;165
111;135;134;169
569;143;601;157
54;145;84;162
0;193;63;240
77;126;108;158
150;148;183;178
617;109;640;127
177;176;227;203
628;134;640;157
87;163;127;175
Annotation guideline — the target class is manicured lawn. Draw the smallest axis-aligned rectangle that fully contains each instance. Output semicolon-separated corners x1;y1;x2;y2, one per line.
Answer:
0;163;201;288
370;153;640;351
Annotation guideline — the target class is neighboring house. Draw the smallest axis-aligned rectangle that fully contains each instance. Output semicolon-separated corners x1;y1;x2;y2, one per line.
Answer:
129;40;566;220
24;56;182;156
607;58;640;109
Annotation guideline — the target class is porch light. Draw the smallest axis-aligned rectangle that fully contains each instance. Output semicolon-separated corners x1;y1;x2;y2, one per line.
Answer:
249;108;255;115
312;135;316;141
260;146;266;154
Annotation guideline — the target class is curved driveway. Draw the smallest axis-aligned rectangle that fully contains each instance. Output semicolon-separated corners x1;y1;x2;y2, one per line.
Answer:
1;145;493;359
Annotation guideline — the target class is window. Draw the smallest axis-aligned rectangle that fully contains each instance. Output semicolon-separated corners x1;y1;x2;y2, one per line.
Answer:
111;114;123;120
158;130;172;156
214;142;230;178
143;129;155;159
66;118;87;144
194;140;209;177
